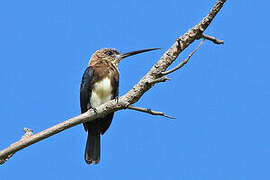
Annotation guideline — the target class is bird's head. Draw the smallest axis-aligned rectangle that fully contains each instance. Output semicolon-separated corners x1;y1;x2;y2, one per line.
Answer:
89;48;160;67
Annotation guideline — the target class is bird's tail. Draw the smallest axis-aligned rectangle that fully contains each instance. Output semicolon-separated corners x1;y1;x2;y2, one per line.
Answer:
85;132;100;164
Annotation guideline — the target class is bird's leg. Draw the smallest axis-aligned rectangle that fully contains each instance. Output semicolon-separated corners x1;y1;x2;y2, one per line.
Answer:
115;96;119;104
91;107;98;114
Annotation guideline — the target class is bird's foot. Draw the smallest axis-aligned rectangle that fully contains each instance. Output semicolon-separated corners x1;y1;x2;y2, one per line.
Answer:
115;96;119;104
91;107;98;114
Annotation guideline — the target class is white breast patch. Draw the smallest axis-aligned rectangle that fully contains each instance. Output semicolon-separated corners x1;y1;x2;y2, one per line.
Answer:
90;77;113;108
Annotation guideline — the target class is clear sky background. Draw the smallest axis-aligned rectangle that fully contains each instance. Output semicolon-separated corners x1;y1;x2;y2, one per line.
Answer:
0;0;269;179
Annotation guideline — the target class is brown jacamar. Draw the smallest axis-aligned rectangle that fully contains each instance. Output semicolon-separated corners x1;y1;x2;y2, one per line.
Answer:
80;48;160;164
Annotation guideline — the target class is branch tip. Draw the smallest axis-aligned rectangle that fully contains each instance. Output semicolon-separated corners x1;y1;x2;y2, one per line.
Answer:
128;105;175;119
202;34;224;44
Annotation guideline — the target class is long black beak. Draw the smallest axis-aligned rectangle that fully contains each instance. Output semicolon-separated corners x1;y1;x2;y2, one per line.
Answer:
120;48;161;59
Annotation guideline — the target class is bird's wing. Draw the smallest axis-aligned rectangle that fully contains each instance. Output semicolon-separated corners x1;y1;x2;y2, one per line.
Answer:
112;74;119;98
80;66;93;114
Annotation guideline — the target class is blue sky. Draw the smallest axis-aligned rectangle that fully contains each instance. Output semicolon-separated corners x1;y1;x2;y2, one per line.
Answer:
1;0;269;179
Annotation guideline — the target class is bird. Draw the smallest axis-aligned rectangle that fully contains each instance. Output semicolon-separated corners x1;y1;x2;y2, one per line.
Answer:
80;47;160;164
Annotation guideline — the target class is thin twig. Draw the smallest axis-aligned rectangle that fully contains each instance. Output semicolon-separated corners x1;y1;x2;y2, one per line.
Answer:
202;34;224;44
162;39;205;75
128;105;175;119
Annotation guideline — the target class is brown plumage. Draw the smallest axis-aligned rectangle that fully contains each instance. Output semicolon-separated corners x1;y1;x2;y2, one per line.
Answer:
80;48;160;164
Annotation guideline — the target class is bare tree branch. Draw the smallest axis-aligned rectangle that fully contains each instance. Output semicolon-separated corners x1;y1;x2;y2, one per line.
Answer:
0;128;33;164
202;34;224;44
162;39;205;75
128;105;175;119
0;0;227;164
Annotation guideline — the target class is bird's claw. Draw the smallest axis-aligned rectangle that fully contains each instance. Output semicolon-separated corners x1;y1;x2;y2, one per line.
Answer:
115;96;119;104
91;107;98;114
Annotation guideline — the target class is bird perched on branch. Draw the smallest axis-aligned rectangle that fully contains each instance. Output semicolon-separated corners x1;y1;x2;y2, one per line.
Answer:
80;47;160;164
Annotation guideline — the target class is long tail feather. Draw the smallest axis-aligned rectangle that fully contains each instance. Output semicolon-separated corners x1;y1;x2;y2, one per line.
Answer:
85;133;100;164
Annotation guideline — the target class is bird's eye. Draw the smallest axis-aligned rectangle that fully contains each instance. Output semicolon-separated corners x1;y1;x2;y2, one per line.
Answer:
105;51;114;56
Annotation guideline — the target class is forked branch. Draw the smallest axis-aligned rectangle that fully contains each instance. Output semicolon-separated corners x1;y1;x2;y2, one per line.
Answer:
162;39;205;75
